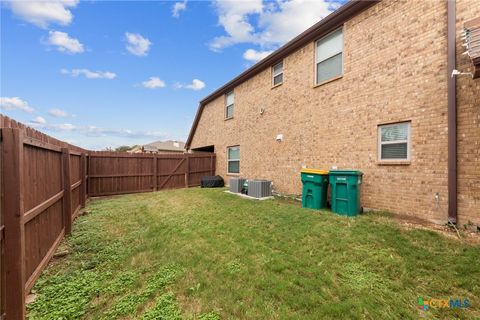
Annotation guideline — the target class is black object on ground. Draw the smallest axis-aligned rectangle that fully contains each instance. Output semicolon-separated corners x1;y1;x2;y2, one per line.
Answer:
201;175;224;188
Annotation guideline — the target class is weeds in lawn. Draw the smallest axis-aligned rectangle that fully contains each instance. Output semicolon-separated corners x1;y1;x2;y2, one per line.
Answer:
105;265;182;319
27;188;480;319
225;260;243;275
140;293;181;320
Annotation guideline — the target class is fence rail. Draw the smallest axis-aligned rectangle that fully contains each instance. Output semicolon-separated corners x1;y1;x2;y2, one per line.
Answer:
0;115;216;319
87;151;214;196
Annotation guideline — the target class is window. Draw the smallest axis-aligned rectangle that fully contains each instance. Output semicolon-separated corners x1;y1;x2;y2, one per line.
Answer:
272;61;283;86
225;91;234;119
378;122;411;161
315;28;343;84
227;146;240;173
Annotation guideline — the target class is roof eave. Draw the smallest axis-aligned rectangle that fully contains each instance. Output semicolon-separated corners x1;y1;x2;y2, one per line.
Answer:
186;0;380;149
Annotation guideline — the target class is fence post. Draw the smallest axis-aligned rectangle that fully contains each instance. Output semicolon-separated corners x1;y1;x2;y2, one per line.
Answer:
80;153;87;208
185;154;190;188
210;154;215;176
153;154;157;191
62;148;72;235
87;154;91;197
2;128;26;319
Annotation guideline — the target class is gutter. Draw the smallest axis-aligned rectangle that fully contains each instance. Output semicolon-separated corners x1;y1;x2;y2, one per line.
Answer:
447;0;457;224
185;0;379;149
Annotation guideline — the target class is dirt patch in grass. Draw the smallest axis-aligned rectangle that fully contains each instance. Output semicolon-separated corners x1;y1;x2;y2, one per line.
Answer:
385;212;480;245
28;188;480;319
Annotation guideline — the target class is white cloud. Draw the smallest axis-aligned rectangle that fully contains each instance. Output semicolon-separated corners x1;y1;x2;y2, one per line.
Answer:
61;68;116;79
84;126;167;139
141;77;166;89
32;122;168;139
27;121;175;150
210;0;337;51
210;0;263;51
48;108;68;117
29;122;76;131
172;1;187;18
186;79;206;90
125;32;151;56
31;116;47;124
5;0;79;28
0;97;35;113
258;0;333;45
58;123;76;130
176;79;206;90
243;48;273;62
46;31;84;54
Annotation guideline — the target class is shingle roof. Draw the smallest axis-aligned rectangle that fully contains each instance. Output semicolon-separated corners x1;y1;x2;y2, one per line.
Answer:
143;140;185;152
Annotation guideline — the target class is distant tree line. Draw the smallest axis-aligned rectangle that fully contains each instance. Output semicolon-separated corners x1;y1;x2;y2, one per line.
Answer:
103;145;139;152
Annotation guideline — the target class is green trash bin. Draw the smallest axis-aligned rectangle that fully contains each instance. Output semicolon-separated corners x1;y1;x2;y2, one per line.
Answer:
329;170;363;216
301;169;329;210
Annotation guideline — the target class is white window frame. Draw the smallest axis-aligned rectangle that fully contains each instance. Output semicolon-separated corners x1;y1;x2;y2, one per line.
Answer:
225;91;234;119
377;121;411;161
314;27;344;85
227;145;240;174
272;61;283;87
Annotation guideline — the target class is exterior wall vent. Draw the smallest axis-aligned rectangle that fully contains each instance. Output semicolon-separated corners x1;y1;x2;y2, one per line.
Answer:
248;180;272;198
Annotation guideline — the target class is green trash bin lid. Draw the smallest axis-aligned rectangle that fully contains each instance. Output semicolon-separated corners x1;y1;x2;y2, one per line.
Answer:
329;170;363;176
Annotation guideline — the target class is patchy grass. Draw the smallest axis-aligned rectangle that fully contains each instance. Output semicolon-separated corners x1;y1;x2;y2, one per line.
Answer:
28;188;479;319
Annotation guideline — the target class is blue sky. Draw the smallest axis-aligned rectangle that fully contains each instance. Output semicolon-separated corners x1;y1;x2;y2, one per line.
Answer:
1;0;344;150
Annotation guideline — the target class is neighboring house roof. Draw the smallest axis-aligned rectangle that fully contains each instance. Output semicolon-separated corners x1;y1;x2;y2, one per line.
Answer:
143;140;185;152
464;17;480;78
185;0;379;149
128;145;143;153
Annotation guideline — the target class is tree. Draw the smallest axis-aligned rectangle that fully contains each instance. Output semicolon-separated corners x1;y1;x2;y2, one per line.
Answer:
115;145;133;152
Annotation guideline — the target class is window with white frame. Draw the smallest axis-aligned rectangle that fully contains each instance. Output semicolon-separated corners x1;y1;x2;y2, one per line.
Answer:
225;91;234;119
227;146;240;173
378;122;411;161
272;61;283;86
315;28;343;84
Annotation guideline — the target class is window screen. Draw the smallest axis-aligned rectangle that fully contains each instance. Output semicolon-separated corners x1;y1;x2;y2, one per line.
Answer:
225;91;234;119
378;122;410;160
227;146;240;173
272;61;283;86
316;28;343;84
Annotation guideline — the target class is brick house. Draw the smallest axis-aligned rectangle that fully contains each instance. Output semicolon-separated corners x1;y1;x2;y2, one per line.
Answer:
186;0;480;225
129;140;186;154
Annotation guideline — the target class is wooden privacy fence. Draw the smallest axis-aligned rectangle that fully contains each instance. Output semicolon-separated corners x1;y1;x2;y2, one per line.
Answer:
87;151;215;197
1;128;87;320
0;116;216;320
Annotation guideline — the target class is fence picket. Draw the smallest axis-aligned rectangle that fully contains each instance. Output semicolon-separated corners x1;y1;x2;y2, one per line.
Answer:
0;115;215;319
62;148;72;235
80;153;87;208
2;128;26;320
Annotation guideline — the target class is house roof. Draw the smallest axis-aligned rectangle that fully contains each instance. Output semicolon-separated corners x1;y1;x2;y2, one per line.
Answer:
143;140;186;152
185;0;379;149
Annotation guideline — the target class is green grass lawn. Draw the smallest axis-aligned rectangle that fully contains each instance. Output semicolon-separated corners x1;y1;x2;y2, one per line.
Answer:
27;188;479;319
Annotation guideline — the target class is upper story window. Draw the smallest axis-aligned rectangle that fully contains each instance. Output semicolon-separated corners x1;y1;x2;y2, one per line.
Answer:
225;91;234;119
272;61;283;86
315;28;343;85
378;122;411;161
225;91;235;119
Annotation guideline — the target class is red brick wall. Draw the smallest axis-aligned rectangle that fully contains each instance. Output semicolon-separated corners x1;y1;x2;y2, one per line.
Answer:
456;1;480;225
191;0;480;225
